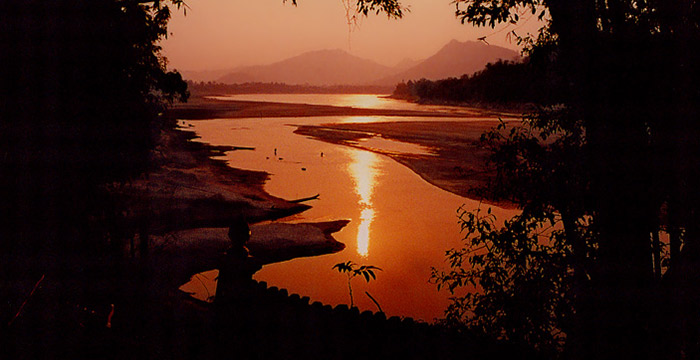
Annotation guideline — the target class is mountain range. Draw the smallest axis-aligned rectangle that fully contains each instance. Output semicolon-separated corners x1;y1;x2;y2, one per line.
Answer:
377;40;519;85
217;49;392;85
180;40;519;86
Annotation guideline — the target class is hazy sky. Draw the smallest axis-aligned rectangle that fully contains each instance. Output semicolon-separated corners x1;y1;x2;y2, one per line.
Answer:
162;0;546;71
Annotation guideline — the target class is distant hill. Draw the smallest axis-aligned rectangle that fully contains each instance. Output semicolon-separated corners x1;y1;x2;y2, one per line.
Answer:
217;49;394;86
186;81;393;96
376;40;519;85
392;57;423;72
182;40;520;87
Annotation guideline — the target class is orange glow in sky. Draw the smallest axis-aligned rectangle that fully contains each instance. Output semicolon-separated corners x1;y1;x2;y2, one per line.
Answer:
162;0;546;71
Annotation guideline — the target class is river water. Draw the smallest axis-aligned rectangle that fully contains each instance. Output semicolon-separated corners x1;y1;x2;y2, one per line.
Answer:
180;94;517;322
208;93;476;114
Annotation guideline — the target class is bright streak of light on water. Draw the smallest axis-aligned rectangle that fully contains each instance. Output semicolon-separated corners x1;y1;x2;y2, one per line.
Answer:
356;208;374;257
348;150;379;257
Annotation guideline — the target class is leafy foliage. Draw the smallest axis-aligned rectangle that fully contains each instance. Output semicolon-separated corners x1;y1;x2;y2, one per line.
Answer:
439;0;700;358
445;106;593;356
285;0;405;18
333;261;382;308
333;261;381;282
0;0;190;321
431;205;594;356
392;50;564;107
454;0;545;29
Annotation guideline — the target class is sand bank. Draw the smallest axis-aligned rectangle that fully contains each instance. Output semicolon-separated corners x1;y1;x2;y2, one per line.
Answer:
294;121;517;207
108;94;524;305
170;95;519;207
110;125;353;293
111;127;310;233
169;95;514;119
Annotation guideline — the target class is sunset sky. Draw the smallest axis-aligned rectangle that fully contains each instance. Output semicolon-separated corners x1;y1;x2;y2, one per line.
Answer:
162;0;546;71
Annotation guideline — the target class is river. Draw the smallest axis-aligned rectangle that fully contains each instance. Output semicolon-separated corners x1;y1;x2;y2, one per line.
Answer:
179;94;517;322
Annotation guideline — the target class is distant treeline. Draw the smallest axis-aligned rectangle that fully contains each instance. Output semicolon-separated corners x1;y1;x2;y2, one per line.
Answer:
392;55;563;107
188;81;393;95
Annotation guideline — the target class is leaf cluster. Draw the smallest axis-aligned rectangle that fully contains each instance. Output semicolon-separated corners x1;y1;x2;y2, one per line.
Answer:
333;261;382;282
431;206;593;356
454;0;546;28
119;1;190;107
285;0;405;18
441;0;700;358
480;107;589;219
0;0;192;266
355;0;405;18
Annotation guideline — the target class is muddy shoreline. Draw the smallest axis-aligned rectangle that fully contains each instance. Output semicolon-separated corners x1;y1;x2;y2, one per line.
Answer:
293;121;507;204
170;95;518;208
115;126;311;235
169;95;515;119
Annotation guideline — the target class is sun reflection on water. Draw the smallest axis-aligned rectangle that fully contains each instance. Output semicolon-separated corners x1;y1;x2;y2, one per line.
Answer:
348;150;380;257
342;94;383;109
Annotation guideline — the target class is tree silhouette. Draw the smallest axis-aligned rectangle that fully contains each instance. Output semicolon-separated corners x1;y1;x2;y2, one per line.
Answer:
0;0;404;357
0;0;189;349
0;0;188;251
431;1;700;359
392;52;564;107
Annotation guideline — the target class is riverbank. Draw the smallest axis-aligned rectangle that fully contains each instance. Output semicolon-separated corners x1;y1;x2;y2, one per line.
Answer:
294;121;516;206
169;94;514;119
102;123;359;300
3;123;351;360
168;95;520;321
171;95;519;207
387;93;532;116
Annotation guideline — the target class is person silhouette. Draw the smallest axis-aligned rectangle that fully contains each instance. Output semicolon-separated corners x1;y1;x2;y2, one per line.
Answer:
215;219;262;305
213;219;262;357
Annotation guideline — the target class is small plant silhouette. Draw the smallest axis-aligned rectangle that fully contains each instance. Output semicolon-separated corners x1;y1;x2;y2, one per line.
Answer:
332;261;382;310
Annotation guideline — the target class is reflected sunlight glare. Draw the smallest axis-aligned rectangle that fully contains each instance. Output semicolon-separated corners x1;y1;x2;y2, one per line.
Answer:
348;150;380;257
343;94;382;109
357;208;375;257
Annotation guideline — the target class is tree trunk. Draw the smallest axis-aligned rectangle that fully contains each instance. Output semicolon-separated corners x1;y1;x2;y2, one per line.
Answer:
652;230;661;281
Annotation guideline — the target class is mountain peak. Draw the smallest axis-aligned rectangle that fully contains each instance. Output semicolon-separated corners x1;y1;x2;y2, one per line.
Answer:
303;48;347;56
218;48;391;86
214;39;519;86
439;39;489;52
375;39;519;85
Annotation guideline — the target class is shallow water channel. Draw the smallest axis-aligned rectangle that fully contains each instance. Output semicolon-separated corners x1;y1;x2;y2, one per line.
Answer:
180;95;517;322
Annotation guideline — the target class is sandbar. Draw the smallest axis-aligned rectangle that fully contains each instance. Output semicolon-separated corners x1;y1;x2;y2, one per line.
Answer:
169;94;517;119
171;95;520;207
